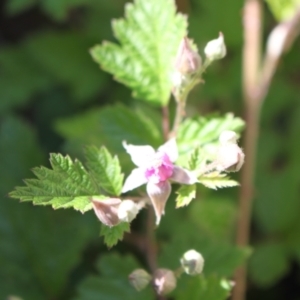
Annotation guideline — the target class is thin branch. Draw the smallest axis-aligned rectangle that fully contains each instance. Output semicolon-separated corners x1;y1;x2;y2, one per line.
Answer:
233;3;300;300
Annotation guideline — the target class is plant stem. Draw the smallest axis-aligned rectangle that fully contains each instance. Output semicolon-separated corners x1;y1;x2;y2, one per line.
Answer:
233;3;300;300
162;106;170;141
169;98;186;138
232;1;262;299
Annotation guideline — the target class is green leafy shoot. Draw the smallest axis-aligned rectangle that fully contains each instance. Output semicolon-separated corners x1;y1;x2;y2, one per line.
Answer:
90;0;187;106
198;172;239;190
100;222;130;248
176;184;196;208
10;147;123;213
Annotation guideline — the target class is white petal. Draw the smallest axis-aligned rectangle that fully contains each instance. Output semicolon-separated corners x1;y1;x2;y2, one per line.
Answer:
122;168;147;193
146;181;171;225
157;138;178;162
170;166;198;184
123;141;155;167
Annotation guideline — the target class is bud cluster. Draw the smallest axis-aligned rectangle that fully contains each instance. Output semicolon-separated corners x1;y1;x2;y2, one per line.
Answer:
128;249;205;295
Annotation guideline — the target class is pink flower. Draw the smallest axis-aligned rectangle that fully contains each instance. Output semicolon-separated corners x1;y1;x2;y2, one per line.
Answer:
122;139;197;224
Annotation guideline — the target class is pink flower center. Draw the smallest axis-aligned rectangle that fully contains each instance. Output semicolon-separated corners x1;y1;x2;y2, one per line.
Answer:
144;152;174;184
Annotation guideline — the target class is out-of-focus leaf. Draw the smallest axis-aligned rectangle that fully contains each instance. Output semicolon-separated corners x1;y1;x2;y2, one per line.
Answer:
175;275;231;300
189;197;237;241
265;0;300;21
189;0;243;47
24;31;106;103
0;47;51;113
0;116;98;299
55;104;163;171
40;0;87;20
249;242;289;287
175;184;196;208
75;253;153;300
100;223;130;248
90;0;187;106
254;170;300;234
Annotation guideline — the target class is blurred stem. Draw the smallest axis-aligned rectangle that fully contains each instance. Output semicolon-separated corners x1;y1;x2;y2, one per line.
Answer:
232;1;262;299
170;98;186;138
162;106;170;141
233;2;300;300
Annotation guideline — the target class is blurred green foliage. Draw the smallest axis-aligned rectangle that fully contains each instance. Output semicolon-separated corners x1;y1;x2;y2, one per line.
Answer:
1;0;300;299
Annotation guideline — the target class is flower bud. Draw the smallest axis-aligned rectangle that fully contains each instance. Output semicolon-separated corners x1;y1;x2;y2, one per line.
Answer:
174;37;202;75
204;33;226;61
129;269;152;291
117;199;139;223
91;197;121;227
146;181;171;225
180;249;204;275
153;269;177;295
219;130;238;144
216;131;245;172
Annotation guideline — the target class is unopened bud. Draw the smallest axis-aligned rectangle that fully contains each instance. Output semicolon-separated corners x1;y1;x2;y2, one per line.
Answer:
153;269;177;295
204;33;226;61
91;197;121;227
129;269;152;291
180;249;204;275
219;130;238;144
174;37;202;75
117;199;139;223
147;181;171;225
216;131;245;172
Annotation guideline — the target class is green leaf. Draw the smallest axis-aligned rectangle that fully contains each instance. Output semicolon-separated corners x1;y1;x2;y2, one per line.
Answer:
0;47;51;113
85;146;124;195
24;31;106;103
188;147;206;170
175;275;232;300
254;171;300;233
177;114;245;165
249;242;289;287
90;0;187;106
75;253;153;300
100;222;130;248
265;0;300;21
189;197;237;241
55;104;163;172
10;153;99;212
199;172;239;190
176;184;196;208
0;115;98;299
